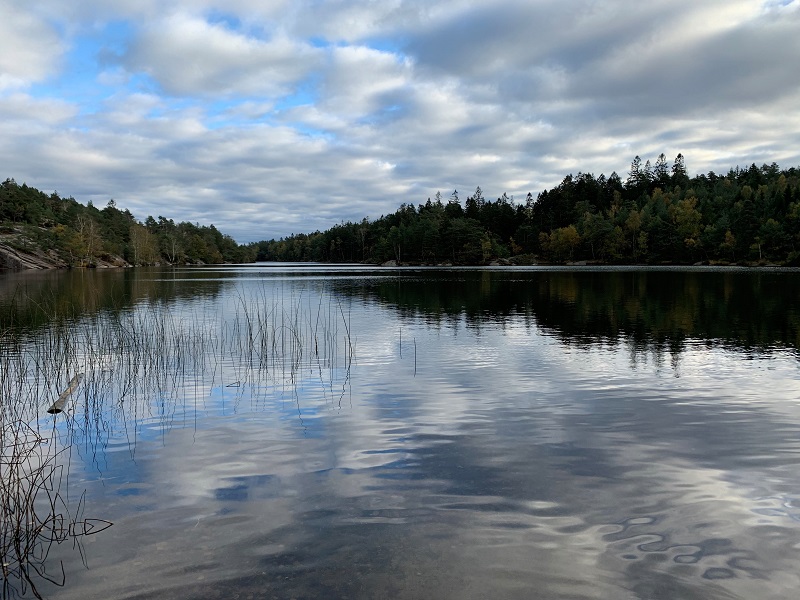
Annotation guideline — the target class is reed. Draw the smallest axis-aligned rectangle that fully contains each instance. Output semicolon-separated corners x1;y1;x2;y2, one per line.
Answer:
1;410;111;599
0;282;354;597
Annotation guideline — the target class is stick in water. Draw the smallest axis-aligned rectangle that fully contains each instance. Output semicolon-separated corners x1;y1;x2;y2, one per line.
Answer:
47;373;84;414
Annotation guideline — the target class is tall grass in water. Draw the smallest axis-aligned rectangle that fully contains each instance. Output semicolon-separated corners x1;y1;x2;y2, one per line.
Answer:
0;283;353;598
1;335;112;600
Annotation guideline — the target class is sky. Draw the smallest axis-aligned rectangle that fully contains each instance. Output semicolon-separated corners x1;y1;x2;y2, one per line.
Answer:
1;0;799;243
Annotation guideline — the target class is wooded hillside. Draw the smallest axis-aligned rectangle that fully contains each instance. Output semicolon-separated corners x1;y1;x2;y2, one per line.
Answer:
5;154;800;270
253;155;800;266
0;179;256;268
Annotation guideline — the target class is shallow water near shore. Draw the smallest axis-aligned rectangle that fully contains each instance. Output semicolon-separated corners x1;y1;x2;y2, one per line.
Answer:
2;264;800;599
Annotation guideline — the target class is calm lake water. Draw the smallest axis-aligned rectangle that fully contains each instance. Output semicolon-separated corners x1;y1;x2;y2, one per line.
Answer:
2;264;800;599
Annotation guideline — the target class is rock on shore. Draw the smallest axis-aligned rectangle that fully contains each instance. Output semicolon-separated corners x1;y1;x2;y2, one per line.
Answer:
0;242;68;269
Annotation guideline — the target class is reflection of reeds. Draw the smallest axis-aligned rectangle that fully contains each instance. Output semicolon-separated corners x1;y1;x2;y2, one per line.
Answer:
0;334;95;599
1;283;353;597
0;417;112;600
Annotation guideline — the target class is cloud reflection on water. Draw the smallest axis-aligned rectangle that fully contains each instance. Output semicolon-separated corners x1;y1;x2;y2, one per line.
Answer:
9;267;800;599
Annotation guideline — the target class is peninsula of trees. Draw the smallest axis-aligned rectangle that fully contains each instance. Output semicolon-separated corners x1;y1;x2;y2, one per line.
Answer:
255;155;800;266
0;179;255;269
3;154;800;269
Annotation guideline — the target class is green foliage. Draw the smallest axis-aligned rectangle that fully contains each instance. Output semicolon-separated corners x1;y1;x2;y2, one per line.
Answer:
540;225;581;262
254;156;800;265
7;155;800;269
0;179;253;267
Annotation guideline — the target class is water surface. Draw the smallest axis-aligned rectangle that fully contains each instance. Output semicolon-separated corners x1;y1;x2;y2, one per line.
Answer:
2;265;800;599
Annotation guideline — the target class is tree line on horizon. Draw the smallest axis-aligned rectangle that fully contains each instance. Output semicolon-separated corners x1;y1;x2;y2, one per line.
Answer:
254;154;800;266
3;153;800;268
0;179;256;266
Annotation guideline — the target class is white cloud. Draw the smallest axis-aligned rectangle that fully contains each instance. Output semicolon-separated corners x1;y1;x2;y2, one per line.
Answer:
27;0;293;25
123;13;323;97
0;4;65;90
287;0;423;42
320;46;413;119
1;1;799;242
0;93;77;125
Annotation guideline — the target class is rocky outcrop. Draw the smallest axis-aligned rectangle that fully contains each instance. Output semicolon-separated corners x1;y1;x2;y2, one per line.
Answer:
0;227;131;270
0;242;68;270
489;258;513;266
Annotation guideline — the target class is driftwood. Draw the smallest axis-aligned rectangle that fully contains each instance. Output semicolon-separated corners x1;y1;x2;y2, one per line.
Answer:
46;374;84;414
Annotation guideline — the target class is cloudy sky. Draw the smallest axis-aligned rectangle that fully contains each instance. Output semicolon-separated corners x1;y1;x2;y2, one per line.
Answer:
1;0;799;242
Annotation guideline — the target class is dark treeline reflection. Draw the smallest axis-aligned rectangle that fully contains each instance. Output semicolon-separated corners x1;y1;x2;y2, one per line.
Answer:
0;267;230;332
343;268;800;354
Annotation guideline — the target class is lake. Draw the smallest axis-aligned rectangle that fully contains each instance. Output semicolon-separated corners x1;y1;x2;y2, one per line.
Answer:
2;265;800;599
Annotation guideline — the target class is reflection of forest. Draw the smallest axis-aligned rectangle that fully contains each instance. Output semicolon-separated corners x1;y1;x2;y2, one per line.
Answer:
0;267;230;329
349;269;800;354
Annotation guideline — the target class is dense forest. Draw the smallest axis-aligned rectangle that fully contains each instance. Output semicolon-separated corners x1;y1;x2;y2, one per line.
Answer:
0;179;255;267
254;154;800;266
4;154;800;269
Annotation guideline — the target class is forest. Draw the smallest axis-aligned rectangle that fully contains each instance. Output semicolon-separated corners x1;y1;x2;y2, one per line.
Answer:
0;179;255;267
254;154;800;266
3;153;800;268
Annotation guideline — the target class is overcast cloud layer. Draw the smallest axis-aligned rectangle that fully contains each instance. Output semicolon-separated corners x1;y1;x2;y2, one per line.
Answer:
1;0;799;242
